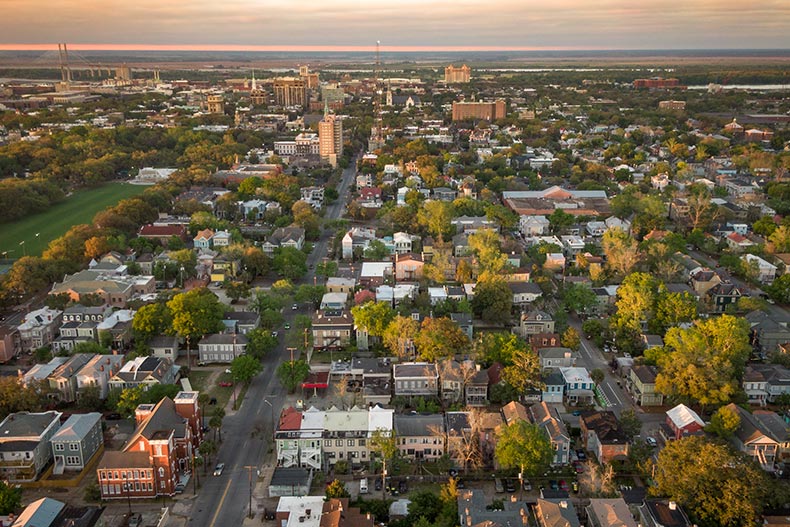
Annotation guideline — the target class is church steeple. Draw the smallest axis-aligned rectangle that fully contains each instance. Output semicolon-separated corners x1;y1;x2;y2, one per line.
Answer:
251;69;257;91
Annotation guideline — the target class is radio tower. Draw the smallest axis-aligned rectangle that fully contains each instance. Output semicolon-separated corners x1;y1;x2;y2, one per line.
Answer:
369;40;385;151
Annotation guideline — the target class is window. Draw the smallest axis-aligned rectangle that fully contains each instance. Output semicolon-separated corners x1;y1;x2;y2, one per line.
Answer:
358;439;366;447
134;470;140;479
69;443;79;451
158;467;165;477
335;440;343;447
347;439;355;447
55;443;65;451
148;483;153;491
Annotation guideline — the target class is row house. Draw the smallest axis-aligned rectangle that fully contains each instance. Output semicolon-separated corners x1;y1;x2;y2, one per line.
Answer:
108;356;179;391
0;411;62;482
18;307;63;352
724;403;778;471
341;227;377;260
97;392;202;500
76;354;124;400
560;367;595;406
197;333;248;364
0;326;21;363
48;354;94;403
50;412;103;475
512;310;555;339
744;364;790;404
394;362;439;397
321;406;394;469
440;360;489;407
629;365;664;407
276;406;325;470
530;402;571;465
394;414;445;461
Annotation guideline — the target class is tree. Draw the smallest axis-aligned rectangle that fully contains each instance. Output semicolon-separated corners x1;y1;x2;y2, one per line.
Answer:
468;229;507;275
364;240;390;260
686;184;719;231
415;317;469;362
369;427;398;474
652;436;768;527
224;280;251;303
613;273;660;333
114;385;146;417
242;247;270;278
768;274;790;304
470;275;512;323
168;288;225;364
351;301;396;339
198;440;218;475
294;284;326;309
383;315;420;360
561;327;580;351
77;385;104;411
769;225;790;254
0;480;22;514
132;302;173;341
602;228;640;278
325;479;350;499
417;200;453;243
562;283;598;314
590;368;605;385
277;359;310;393
618;408;642;440
707;404;741;439
652;291;698;333
495;420;554;478
548;208;576;233
315;260;338;279
501;348;542;394
273;247;308;280
655;315;751;408
231;355;262;386
246;328;278;359
209;407;225;443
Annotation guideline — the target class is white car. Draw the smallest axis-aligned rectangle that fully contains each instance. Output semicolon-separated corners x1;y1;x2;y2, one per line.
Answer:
213;463;225;476
646;437;658;447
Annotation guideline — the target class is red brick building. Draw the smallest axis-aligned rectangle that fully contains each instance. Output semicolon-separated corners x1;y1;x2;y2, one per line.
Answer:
97;392;202;499
580;411;629;464
138;225;187;246
633;77;680;89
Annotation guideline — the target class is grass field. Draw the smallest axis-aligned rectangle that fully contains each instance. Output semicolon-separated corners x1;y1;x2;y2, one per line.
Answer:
0;183;146;257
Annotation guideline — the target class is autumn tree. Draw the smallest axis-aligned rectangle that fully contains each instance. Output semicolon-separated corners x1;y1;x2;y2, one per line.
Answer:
417;200;454;243
706;404;742;439
325;479;350;499
167;288;225;364
685;183;719;231
383;315;420;360
475;332;526;367
495;420;554;478
652;436;768;527
651;290;698;333
561;327;581;351
501;347;542;394
415;317;470;362
351;301;396;340
468;229;507;275
612;272;660;333
602;227;640;278
655;315;751;409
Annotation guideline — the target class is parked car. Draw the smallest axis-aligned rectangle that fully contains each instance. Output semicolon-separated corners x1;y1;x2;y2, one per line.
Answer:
374;478;382;491
209;397;217;405
494;478;505;493
549;480;559;491
573;462;584;474
522;479;532;491
271;331;278;337
213;463;225;476
292;304;299;310
646;437;658;447
456;478;466;489
576;449;587;461
559;480;569;492
505;479;516;493
284;323;291;330
219;381;233;387
106;413;122;420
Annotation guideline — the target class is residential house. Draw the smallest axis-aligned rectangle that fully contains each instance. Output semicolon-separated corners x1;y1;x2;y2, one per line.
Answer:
312;310;353;350
149;336;180;360
753;410;790;462
745;311;790;356
18;307;63;352
97;392;202;499
320;498;375;527
108;356;179;391
193;229;214;249
452;232;471;257
689;268;722;296
743;254;778;283
664;404;705;440
50;413;102;474
0;411;61;483
263;227;305;254
458;490;531;527
724;403;778;470
445;412;474;470
744;366;769;406
359;262;393;288
530;402;571;465
639;500;692;527
394;253;424;281
433;187;457;201
520;215;551;236
300;186;324;209
605;216;632;234
50;269;155;309
320;293;348;311
726;232;755;252
560;367;595;406
341;227;377;260
529;333;562;349
585;221;607;237
466;368;489;407
428;287;448;305
326;277;356;297
513;310;555;340
276;406;325;470
322;406;370;468
394;414;445;461
749;364;790;403
587;499;637;527
542;371;566;404
76;354;124;399
394;362;438;397
580;411;629;464
49;354;94;403
0;326;21;363
539;347;575;372
392;232;416;254
197;333;248;363
706;282;742;313
210;254;240;282
212;230;232;247
535;498;581;527
138;224;187;246
629;365;664;407
509;282;543;308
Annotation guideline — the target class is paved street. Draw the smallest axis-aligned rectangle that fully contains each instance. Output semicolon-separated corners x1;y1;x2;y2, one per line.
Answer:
187;159;357;527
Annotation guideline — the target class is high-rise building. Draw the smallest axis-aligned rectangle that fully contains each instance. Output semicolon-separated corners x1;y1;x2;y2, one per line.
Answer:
445;64;471;83
319;109;343;168
206;94;225;114
274;77;307;107
299;65;320;89
451;100;506;121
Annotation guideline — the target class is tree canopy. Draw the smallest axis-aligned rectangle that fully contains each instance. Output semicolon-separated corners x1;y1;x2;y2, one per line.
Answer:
495;420;554;477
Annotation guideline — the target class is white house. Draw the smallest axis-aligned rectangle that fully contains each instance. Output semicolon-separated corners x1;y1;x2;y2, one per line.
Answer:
342;227;377;260
520;215;551;236
743;254;778;283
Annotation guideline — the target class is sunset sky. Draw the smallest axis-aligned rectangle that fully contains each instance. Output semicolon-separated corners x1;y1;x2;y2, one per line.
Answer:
1;0;788;51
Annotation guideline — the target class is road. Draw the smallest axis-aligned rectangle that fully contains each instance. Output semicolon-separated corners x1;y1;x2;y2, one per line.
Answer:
188;158;358;527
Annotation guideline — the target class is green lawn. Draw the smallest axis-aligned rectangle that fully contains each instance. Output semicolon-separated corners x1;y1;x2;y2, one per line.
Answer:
0;183;146;257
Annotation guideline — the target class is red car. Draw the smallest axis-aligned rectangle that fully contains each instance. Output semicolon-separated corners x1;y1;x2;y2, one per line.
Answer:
573;462;584;474
219;381;233;387
559;480;569;491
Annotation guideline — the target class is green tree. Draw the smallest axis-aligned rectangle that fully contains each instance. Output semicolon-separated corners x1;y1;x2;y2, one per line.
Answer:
501;347;542;394
613;272;660;333
132;302;172;341
209;407;225;443
114;385;146;417
618;408;642;440
351;301;396;339
415;317;469;362
590;368;605;385
495;420;554;478
246;328;278;359
242;247;269;278
224;280;251;303
167;288;225;363
548;209;575;233
768;274;790;304
231;355;263;386
273;247;308;280
652;436;768;527
652;291;698;333
77;385;104;412
470;275;512;323
655;315;751;408
199;440;218;475
315;260;338;279
706;404;742;439
0;480;22;514
475;332;526;367
562;283;598;314
325;479;350;499
277;359;311;393
364;239;390;260
294;284;326;309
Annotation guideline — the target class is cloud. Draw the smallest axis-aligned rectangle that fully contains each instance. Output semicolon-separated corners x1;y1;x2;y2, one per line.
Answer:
1;0;788;49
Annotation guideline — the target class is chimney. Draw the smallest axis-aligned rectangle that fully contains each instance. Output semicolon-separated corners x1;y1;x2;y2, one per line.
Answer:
668;501;677;511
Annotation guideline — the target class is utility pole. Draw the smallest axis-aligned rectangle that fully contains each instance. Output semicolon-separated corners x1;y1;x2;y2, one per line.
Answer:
243;465;259;518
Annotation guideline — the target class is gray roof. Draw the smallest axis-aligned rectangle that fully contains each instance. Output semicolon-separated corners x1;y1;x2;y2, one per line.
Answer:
199;333;249;345
270;467;311;487
0;411;60;438
149;335;178;348
51;413;101;442
394;414;444;437
394;363;437;378
11;497;66;527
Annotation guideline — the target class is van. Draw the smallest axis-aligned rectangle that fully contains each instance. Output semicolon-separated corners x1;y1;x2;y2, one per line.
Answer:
360;478;369;494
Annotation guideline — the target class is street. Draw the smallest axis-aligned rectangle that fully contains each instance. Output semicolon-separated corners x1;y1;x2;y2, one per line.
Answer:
187;158;357;526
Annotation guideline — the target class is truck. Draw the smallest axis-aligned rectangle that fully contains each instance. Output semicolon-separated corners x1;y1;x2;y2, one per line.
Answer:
359;478;369;494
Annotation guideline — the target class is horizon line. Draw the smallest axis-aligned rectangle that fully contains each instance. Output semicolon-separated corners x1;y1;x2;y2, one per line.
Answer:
1;43;789;53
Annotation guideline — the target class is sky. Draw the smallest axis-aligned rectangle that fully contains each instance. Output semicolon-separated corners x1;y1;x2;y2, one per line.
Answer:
0;0;788;51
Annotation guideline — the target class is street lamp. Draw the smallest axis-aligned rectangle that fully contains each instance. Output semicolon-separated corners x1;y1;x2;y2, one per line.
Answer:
263;398;274;441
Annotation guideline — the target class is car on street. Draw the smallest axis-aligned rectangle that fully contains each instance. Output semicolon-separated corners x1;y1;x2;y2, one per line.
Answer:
456;478;465;489
292;304;299;310
522;479;532;491
213;463;225;476
646;437;658;447
559;480;569;492
284;323;291;330
208;397;217;405
494;478;504;493
374;478;382;491
505;479;516;493
398;480;408;494
549;480;559;491
271;331;278;337
573;462;584;474
219;381;233;387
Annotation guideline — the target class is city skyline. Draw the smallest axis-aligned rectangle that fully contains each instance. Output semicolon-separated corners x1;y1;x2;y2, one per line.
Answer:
1;0;788;51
